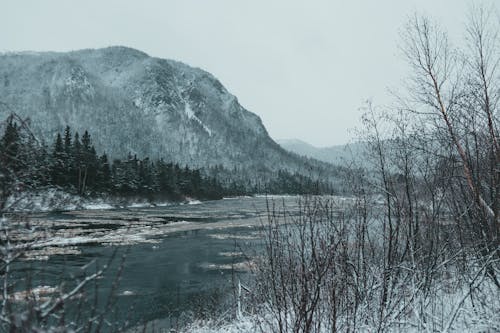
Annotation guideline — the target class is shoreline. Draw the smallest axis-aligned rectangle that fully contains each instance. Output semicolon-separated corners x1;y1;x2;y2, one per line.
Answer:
5;188;342;215
4;188;221;214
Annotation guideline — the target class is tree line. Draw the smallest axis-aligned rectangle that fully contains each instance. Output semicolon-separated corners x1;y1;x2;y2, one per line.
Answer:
50;125;232;200
0;116;334;206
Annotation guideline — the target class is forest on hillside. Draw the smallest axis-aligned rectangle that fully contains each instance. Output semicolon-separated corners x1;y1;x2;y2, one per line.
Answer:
0;114;335;211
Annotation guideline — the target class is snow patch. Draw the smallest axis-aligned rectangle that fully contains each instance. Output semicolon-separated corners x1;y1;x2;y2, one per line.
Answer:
218;251;244;257
128;202;154;208
82;203;114;210
184;102;212;136
208;234;259;240
5;188;180;213
7;286;59;303
64;67;95;98
200;260;255;271
168;221;192;226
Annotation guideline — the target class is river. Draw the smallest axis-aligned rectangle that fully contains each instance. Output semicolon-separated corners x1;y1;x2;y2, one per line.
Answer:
10;195;308;330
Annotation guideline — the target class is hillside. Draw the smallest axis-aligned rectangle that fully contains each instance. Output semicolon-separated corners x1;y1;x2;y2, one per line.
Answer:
0;47;337;180
277;138;365;166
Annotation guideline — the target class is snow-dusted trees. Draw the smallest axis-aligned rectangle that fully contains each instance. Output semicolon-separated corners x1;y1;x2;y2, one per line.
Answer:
400;8;499;285
245;6;499;333
0;113;49;212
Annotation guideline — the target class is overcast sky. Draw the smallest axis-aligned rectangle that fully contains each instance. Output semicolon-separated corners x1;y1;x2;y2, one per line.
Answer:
1;0;496;146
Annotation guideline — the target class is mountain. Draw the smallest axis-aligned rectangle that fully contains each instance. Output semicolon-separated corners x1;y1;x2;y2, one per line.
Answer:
277;139;366;166
0;46;336;180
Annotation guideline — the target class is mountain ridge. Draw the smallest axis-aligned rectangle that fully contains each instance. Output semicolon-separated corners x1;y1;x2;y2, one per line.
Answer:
277;138;365;166
0;46;337;181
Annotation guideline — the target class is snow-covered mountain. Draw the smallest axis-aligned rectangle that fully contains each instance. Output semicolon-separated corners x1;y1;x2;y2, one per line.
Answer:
0;46;334;177
277;139;365;166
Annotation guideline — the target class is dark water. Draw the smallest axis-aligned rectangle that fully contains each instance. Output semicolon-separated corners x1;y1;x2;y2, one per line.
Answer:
13;196;303;330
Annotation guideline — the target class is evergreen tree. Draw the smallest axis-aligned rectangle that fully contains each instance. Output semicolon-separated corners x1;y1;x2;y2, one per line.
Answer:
156;159;168;193
111;159;127;193
51;133;65;186
1;115;53;210
0;116;21;208
63;126;72;154
78;131;98;192
96;153;112;192
72;132;82;192
87;146;99;191
63;126;73;184
138;157;154;194
0;116;21;176
2;122;333;201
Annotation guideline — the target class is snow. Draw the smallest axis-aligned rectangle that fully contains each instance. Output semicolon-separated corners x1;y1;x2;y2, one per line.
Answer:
128;202;154;208
180;284;500;332
82;203;114;210
3;206;267;261
5;188;180;213
184;102;213;136
2;47;330;180
179;315;263;333
200;261;255;271
6;189;86;212
168;221;192;226
155;202;174;207
208;233;259;240
64;67;95;98
7;286;59;303
218;251;244;257
222;196;253;200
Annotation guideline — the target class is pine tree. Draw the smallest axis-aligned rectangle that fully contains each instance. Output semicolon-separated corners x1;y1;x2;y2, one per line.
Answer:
0;116;21;209
51;133;65;186
63;126;72;184
138;157;153;194
96;153;112;192
63;126;72;155
86;145;98;191
111;159;127;193
72;132;82;192
77;130;98;192
0;122;241;204
0;116;21;175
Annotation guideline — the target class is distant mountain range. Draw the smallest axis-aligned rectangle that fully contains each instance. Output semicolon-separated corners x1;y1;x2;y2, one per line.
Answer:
0;46;337;180
277;139;366;166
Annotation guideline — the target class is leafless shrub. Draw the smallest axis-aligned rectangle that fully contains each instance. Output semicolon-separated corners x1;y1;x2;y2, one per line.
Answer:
244;6;499;332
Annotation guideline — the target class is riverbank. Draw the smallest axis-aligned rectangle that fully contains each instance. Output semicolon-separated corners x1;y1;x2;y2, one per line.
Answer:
4;188;204;213
5;188;346;214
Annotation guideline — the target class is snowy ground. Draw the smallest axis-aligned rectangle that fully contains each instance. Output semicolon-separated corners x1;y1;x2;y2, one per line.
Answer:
4;188;200;213
178;282;500;333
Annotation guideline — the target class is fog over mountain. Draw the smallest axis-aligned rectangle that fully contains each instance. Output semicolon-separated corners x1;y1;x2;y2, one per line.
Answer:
277;138;365;166
0;46;335;177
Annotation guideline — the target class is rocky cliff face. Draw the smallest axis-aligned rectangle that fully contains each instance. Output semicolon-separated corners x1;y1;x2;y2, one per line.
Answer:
0;46;335;177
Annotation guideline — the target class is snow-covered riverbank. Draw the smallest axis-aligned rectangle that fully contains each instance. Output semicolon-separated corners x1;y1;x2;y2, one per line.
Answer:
4;188;204;213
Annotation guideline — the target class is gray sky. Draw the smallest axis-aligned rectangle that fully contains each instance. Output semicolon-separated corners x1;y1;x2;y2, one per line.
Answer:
1;0;495;146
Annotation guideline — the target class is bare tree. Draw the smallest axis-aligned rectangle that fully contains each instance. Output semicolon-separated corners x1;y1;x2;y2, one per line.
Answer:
243;7;500;333
400;9;499;285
